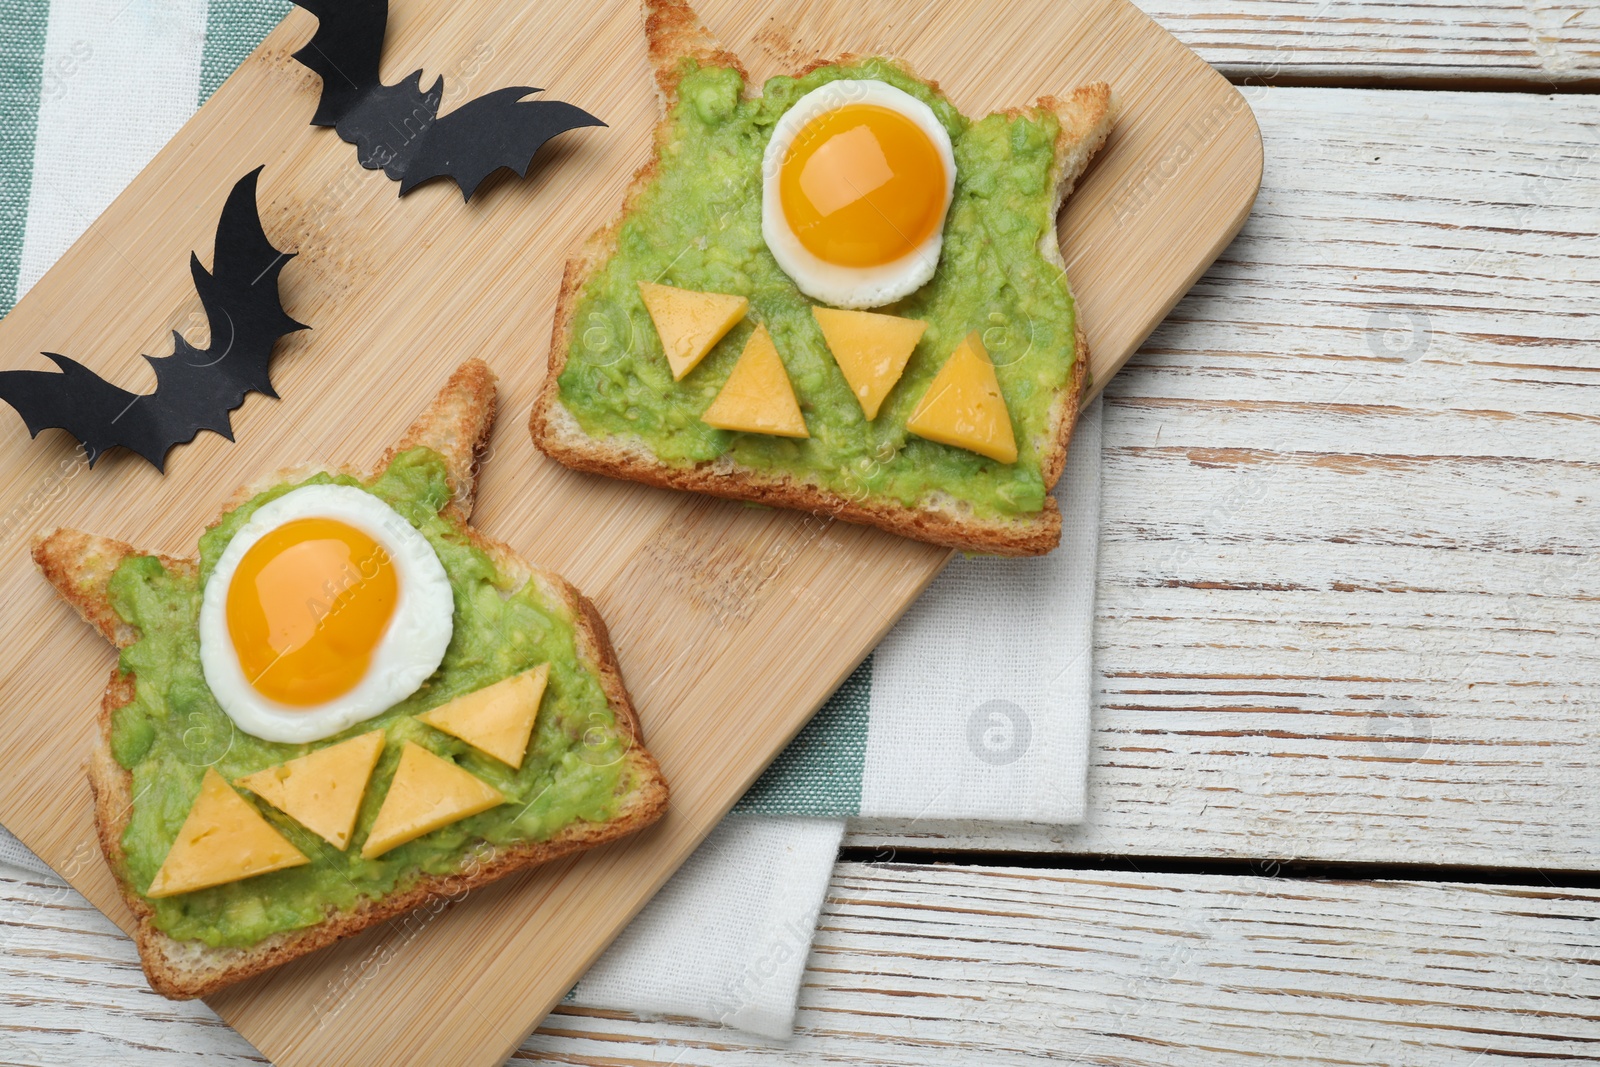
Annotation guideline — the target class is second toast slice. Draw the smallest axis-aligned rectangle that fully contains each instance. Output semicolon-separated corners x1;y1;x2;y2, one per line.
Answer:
532;0;1114;556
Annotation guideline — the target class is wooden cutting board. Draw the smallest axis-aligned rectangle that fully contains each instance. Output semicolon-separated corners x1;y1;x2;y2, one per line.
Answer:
0;0;1259;1062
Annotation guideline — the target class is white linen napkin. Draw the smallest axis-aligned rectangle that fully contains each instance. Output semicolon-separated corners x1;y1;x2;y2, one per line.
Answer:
567;399;1101;1037
0;0;1103;1040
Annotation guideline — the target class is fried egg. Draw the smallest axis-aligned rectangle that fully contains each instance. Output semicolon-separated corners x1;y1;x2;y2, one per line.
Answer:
198;485;454;744
762;79;955;309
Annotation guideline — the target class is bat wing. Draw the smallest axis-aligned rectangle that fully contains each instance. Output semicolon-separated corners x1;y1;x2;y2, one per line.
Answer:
397;87;605;201
288;3;603;199
0;354;156;467
0;168;305;471
140;168;308;463
291;0;389;127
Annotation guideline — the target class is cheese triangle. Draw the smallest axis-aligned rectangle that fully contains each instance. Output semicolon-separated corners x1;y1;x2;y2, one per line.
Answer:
236;731;386;850
146;768;309;898
360;742;505;860
638;281;749;380
418;664;550;769
812;307;927;420
906;330;1018;464
700;324;809;438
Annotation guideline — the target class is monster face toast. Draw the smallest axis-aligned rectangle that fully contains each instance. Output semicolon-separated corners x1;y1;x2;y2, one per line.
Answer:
534;0;1116;555
36;362;667;998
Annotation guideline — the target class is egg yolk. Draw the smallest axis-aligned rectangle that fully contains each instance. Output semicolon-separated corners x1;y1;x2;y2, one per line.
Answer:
778;103;946;268
225;518;399;707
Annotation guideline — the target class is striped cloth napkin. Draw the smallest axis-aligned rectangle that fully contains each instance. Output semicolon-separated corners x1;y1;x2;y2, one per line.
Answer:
0;0;1102;1042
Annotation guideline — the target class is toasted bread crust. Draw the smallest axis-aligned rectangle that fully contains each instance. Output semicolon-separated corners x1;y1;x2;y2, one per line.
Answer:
385;357;499;520
530;0;1114;557
645;0;747;96
38;359;668;1000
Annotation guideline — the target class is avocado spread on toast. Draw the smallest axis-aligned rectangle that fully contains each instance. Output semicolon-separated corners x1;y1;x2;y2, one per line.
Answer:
556;58;1079;520
107;448;628;948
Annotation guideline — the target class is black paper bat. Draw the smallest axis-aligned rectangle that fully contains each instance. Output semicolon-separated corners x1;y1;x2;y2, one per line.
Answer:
291;0;605;201
0;167;305;471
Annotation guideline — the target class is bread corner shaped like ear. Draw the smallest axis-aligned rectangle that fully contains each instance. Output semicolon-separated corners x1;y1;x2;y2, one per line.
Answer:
1042;82;1117;213
382;359;498;519
644;0;747;103
33;529;145;649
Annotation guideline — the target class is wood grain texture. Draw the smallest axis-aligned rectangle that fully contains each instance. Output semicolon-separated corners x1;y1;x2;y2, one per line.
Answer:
6;861;1599;1066
851;84;1600;869
0;0;1256;1063
1138;0;1600;86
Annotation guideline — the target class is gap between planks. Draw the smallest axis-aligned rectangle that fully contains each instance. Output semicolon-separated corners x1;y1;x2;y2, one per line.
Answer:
838;847;1600;891
1219;70;1600;93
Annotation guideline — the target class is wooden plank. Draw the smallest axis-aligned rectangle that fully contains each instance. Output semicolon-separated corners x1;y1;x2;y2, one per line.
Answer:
1140;0;1600;86
0;0;1258;1063
851;84;1600;868
6;861;1600;1065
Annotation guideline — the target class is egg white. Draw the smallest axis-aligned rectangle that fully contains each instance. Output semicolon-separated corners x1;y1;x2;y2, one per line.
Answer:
198;484;454;744
761;79;956;310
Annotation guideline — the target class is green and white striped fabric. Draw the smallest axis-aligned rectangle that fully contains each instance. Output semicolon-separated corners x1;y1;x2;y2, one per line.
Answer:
0;0;1102;1041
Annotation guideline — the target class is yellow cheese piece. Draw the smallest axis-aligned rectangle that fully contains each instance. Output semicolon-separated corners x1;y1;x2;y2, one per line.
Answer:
812;307;927;420
236;730;386;850
700;324;809;438
360;742;505;860
905;330;1018;464
638;281;749;380
146;768;309;898
417;663;550;769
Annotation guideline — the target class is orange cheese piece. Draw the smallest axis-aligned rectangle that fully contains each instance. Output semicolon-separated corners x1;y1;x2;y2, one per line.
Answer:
638;281;748;380
701;324;809;438
146;768;309;898
906;330;1018;464
360;742;504;860
812;307;927;419
236;730;385;850
417;664;550;769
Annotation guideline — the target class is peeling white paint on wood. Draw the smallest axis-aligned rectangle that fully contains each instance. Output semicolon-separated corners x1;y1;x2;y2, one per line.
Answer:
1140;0;1600;84
853;87;1600;868
5;863;1599;1065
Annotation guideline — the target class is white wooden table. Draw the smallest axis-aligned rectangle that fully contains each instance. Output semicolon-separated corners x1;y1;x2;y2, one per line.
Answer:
3;1;1598;1063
